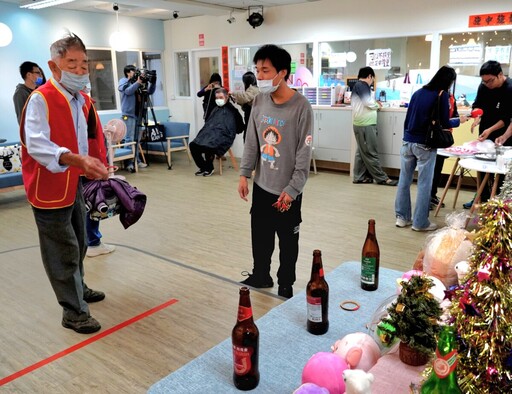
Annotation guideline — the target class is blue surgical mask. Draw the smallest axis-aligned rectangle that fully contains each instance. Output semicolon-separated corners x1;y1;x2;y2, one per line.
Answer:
215;99;226;107
35;77;44;86
257;74;281;94
59;68;90;95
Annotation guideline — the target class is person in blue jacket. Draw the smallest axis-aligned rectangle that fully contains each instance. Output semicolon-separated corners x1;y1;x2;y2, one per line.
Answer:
118;65;155;172
395;66;461;232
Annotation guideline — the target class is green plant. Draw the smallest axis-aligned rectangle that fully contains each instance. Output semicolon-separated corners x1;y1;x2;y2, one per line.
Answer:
381;275;442;355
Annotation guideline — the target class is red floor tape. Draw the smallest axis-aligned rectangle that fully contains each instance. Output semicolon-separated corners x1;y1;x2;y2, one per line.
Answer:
0;298;179;386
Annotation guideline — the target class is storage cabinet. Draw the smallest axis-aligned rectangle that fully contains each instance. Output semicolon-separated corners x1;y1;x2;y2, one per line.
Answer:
376;111;406;169
313;109;352;163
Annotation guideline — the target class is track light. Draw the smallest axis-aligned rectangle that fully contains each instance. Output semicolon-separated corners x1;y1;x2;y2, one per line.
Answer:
247;6;263;29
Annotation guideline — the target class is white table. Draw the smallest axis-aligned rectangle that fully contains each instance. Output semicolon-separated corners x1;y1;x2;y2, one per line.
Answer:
434;149;475;217
459;158;507;226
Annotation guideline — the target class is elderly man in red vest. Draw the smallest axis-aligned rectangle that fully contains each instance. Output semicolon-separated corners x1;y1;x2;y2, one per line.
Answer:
20;33;108;334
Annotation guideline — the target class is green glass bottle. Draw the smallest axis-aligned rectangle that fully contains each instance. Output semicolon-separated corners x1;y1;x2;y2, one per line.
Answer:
420;325;462;394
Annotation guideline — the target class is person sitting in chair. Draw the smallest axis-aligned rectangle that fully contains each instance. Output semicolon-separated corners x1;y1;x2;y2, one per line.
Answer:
190;88;244;176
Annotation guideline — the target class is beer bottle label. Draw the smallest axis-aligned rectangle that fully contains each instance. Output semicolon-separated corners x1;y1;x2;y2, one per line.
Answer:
361;257;376;284
233;345;253;375
307;296;323;322
433;349;458;379
237;306;253;321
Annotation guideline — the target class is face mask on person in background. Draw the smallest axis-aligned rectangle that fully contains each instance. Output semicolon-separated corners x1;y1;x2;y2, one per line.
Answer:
215;98;226;107
257;74;281;94
59;68;90;95
35;77;44;86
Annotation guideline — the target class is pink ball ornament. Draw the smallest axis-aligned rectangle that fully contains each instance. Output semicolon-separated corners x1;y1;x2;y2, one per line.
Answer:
302;352;349;394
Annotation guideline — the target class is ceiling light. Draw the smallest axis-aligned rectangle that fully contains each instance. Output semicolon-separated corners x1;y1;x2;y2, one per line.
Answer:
20;0;76;9
0;22;13;47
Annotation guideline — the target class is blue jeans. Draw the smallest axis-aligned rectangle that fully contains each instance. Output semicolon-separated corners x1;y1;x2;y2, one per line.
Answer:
122;116;138;166
86;216;102;246
395;142;436;229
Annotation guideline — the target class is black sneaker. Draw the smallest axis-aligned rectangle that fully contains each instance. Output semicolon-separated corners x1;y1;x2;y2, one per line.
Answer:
278;286;293;299
240;272;274;288
62;316;101;334
195;170;205;176
83;288;105;303
430;196;445;208
203;169;214;177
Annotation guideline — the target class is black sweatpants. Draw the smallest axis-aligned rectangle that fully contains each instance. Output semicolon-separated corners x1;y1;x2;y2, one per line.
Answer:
250;183;302;287
190;141;215;172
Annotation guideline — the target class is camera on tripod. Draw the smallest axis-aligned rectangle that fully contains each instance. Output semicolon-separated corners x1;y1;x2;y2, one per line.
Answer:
131;68;157;85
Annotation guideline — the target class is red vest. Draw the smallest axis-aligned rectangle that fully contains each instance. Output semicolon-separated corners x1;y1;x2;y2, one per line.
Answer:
20;80;105;209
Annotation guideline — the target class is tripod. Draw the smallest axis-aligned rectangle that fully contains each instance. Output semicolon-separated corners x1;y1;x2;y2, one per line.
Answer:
136;89;170;169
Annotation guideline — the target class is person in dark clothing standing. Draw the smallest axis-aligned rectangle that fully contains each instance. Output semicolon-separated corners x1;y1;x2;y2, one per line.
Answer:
13;61;46;124
190;88;244;176
197;72;222;121
463;60;512;208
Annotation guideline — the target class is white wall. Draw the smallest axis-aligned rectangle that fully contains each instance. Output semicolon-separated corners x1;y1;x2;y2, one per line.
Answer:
164;0;509;151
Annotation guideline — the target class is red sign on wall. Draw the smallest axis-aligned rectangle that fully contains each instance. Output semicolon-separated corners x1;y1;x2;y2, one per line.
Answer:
221;46;230;92
469;12;512;28
199;33;204;47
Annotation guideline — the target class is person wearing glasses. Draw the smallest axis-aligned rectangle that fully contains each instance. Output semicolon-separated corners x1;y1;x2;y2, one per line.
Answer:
13;61;46;124
462;60;512;209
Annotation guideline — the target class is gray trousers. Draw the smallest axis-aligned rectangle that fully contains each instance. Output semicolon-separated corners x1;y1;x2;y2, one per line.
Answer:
32;185;90;321
353;124;388;183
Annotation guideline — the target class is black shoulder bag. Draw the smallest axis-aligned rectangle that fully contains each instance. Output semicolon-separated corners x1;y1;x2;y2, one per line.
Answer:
425;91;454;149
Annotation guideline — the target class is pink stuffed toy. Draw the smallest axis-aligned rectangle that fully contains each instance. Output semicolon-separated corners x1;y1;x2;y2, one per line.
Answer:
331;332;381;372
302;352;349;394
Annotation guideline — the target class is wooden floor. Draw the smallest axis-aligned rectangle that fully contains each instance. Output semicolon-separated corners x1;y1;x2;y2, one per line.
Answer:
0;155;474;393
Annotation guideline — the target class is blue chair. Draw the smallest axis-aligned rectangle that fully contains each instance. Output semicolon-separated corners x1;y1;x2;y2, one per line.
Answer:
141;122;192;169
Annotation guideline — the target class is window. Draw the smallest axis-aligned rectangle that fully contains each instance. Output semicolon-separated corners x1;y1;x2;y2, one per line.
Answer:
320;36;431;103
88;49;116;110
175;52;190;97
87;49;165;112
441;30;512;106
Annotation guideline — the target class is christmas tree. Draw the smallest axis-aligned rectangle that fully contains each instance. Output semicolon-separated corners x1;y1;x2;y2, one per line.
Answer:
449;199;512;393
381;275;442;355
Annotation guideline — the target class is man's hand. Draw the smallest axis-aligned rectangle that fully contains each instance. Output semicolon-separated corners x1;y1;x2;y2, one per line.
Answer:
82;156;109;180
238;176;249;201
478;129;492;142
60;152;108;180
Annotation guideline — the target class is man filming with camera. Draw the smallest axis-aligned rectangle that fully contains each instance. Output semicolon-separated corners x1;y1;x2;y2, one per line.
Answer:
118;65;156;172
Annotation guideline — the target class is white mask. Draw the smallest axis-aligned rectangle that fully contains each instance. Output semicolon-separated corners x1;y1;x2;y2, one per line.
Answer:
59;68;90;95
215;99;226;107
257;74;281;94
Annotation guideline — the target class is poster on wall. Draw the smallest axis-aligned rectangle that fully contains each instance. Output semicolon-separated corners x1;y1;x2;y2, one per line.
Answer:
484;45;512;64
449;44;483;65
366;48;391;69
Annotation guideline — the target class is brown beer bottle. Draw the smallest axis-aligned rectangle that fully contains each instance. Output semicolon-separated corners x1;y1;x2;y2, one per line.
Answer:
232;287;260;390
361;219;380;291
306;249;329;335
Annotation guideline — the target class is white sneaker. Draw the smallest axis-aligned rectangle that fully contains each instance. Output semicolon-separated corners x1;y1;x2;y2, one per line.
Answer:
396;218;413;228
138;162;148;168
412;223;438;232
86;243;116;258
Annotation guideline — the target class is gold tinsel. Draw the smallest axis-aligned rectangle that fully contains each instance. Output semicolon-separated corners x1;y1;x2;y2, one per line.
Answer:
449;199;512;393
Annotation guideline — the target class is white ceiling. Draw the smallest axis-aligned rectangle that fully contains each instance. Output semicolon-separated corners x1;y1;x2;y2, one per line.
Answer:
9;0;319;20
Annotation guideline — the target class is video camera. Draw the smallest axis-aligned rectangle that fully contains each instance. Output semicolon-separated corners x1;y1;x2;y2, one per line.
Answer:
131;68;157;85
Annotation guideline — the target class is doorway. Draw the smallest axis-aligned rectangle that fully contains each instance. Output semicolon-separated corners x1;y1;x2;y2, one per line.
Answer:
192;49;220;139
